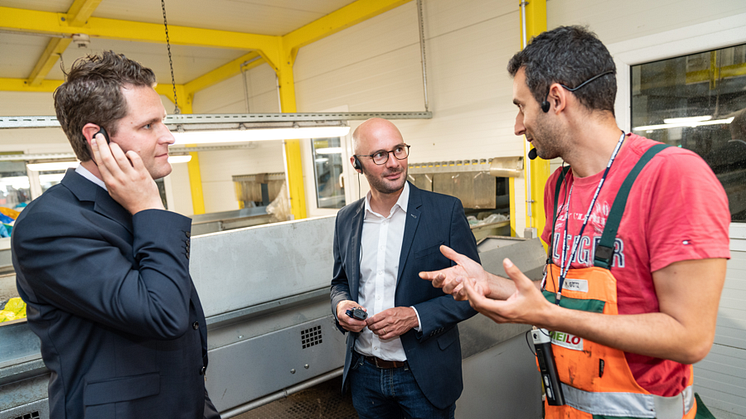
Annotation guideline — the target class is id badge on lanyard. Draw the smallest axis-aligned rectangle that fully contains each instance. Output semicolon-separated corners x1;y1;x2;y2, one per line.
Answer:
552;132;625;304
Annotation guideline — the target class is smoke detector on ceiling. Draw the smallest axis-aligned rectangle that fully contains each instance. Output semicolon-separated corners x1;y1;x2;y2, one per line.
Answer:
72;34;90;48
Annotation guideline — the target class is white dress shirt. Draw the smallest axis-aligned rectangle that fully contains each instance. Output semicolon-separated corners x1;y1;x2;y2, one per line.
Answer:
75;165;107;190
354;182;421;361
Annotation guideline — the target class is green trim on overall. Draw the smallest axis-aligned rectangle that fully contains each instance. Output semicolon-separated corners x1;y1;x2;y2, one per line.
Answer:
593;144;671;269
542;290;606;313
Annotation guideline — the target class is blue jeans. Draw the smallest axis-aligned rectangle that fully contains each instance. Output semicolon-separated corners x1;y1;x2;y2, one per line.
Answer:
349;353;456;419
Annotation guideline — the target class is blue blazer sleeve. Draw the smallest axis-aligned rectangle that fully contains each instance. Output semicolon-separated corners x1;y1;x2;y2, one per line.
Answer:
410;197;479;341
330;211;352;328
14;207;195;340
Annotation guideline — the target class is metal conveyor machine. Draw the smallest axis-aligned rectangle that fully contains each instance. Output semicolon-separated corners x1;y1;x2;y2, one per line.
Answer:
0;215;545;419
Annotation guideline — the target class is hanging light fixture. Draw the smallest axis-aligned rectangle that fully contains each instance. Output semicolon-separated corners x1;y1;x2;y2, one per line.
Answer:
170;124;350;145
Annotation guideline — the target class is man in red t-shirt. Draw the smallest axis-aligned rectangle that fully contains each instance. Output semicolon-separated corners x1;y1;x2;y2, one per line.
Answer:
421;26;730;417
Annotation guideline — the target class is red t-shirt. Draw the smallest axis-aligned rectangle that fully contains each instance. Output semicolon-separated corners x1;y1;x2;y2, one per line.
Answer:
541;133;731;396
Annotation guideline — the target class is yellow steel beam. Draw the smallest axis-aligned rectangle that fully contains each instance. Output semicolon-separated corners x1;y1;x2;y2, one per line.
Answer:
2;1;410;93
0;77;63;92
184;52;263;96
520;0;549;240
66;0;103;26
27;38;71;86
282;0;411;57
26;0;102;86
0;7;281;62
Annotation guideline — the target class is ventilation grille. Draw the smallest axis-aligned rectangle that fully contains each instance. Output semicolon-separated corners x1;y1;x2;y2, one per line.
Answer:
300;325;322;349
11;412;40;419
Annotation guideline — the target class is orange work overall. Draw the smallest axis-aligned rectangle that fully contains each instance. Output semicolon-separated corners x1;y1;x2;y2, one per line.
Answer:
541;144;695;419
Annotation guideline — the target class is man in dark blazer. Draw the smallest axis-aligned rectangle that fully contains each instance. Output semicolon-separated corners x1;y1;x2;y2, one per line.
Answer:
12;51;220;419
330;118;480;418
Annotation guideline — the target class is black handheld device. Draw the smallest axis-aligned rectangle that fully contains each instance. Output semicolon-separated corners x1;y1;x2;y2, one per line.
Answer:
345;307;367;321
94;126;110;144
532;328;565;406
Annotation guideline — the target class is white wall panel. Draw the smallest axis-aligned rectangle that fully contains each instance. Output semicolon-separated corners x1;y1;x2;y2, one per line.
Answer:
290;0;526;227
548;0;746;46
424;0;516;38
194;142;285;213
294;2;420;84
165;162;194;216
193;63;280;114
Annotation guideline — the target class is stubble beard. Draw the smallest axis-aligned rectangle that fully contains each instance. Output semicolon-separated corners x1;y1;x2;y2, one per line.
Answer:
532;117;564;160
366;166;407;195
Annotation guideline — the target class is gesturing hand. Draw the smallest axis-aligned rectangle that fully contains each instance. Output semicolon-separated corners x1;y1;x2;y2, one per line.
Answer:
419;245;491;300
91;136;165;215
461;258;550;326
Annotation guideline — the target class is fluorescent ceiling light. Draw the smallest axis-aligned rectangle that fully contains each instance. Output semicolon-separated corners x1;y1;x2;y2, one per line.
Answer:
315;147;343;155
662;115;712;124
171;126;350;145
168;155;192;164
27;161;79;171
633;117;734;132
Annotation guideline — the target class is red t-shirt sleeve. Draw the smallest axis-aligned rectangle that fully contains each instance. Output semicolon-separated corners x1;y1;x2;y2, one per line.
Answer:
640;150;731;273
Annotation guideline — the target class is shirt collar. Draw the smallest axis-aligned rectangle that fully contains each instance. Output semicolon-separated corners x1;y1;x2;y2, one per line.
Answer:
364;182;410;217
75;164;107;191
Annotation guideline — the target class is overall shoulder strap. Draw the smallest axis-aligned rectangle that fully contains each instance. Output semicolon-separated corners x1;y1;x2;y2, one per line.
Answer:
594;144;671;269
548;166;572;261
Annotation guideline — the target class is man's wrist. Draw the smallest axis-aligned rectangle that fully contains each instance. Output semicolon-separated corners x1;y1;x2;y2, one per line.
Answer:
410;306;421;332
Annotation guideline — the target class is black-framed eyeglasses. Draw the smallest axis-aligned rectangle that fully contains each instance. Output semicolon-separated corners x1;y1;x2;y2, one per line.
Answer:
355;144;410;165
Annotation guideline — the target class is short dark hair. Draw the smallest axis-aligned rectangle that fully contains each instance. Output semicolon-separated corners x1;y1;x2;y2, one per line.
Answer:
507;26;617;114
53;51;157;161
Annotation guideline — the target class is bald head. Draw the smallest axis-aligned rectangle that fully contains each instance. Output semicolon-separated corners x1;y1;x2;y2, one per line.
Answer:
352;118;404;155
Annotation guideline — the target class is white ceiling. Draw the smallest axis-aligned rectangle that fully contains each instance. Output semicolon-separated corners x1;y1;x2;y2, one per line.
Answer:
0;0;357;85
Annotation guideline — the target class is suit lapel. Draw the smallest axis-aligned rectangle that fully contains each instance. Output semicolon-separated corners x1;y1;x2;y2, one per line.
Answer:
349;199;366;300
61;169;133;234
397;183;422;281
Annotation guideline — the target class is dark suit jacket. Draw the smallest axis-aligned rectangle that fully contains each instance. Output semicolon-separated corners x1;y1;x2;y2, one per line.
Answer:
330;183;480;409
12;169;219;419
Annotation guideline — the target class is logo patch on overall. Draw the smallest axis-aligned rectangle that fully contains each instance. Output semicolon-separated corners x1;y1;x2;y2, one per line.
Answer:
551;331;583;351
562;278;588;293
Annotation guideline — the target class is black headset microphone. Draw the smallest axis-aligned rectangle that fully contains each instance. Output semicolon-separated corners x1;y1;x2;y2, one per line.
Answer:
528;147;538;160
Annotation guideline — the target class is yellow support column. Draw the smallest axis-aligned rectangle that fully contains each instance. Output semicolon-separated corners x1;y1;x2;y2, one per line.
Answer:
186;148;206;215
276;51;307;220
157;83;205;215
520;0;550;240
176;87;206;215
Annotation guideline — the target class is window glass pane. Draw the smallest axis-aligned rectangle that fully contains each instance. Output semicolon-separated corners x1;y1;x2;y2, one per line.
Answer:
0;162;31;211
631;43;746;222
39;171;66;193
311;138;346;209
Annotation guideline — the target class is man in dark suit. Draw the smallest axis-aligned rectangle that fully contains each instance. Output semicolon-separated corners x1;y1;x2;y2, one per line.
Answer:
12;51;220;419
330;118;480;418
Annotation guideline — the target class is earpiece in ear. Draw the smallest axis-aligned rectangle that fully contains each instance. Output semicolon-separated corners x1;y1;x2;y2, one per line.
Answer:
94;126;110;144
541;99;550;113
353;156;363;173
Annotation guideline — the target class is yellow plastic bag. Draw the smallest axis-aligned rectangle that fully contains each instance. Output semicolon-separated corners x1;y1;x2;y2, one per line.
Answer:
0;297;27;323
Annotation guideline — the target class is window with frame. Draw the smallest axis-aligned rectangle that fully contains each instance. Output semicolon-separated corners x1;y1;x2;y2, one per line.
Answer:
311;137;346;209
631;43;746;222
